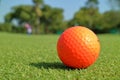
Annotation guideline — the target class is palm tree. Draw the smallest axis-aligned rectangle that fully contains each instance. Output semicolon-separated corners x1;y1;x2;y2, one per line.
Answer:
32;0;43;34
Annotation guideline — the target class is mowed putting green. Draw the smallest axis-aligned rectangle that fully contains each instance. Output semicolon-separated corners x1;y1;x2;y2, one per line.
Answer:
0;32;120;80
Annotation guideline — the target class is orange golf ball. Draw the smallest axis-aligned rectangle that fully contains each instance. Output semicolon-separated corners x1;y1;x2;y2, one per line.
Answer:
57;26;100;69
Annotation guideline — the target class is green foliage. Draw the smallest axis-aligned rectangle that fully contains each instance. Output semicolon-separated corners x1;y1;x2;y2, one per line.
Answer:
0;33;120;80
41;5;65;33
12;26;26;33
101;11;120;30
68;0;100;30
68;0;120;33
31;0;43;34
2;0;120;34
20;11;31;21
5;13;14;22
0;23;13;32
5;5;34;23
4;0;64;34
69;7;101;29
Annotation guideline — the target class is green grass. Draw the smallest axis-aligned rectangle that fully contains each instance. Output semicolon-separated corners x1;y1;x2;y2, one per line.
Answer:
0;32;120;80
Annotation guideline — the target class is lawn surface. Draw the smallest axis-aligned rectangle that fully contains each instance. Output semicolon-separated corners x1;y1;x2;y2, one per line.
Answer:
0;32;120;80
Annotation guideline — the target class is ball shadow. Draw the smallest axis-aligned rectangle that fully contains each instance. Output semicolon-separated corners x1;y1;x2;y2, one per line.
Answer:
29;62;71;70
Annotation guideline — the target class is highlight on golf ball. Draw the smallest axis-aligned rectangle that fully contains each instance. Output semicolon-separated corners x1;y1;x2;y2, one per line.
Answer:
57;26;100;69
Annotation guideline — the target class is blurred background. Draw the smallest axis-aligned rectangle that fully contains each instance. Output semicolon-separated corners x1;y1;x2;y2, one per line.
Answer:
0;0;120;34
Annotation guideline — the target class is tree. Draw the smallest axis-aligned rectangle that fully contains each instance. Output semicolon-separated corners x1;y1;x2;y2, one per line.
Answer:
5;5;33;23
101;11;120;31
41;5;65;34
69;0;100;30
32;0;43;34
0;23;13;32
4;1;64;34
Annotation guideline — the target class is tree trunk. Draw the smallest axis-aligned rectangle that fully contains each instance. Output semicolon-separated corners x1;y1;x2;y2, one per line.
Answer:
34;17;40;34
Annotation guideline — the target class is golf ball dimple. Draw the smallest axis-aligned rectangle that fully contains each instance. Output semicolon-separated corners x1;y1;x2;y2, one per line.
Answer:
57;26;100;69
